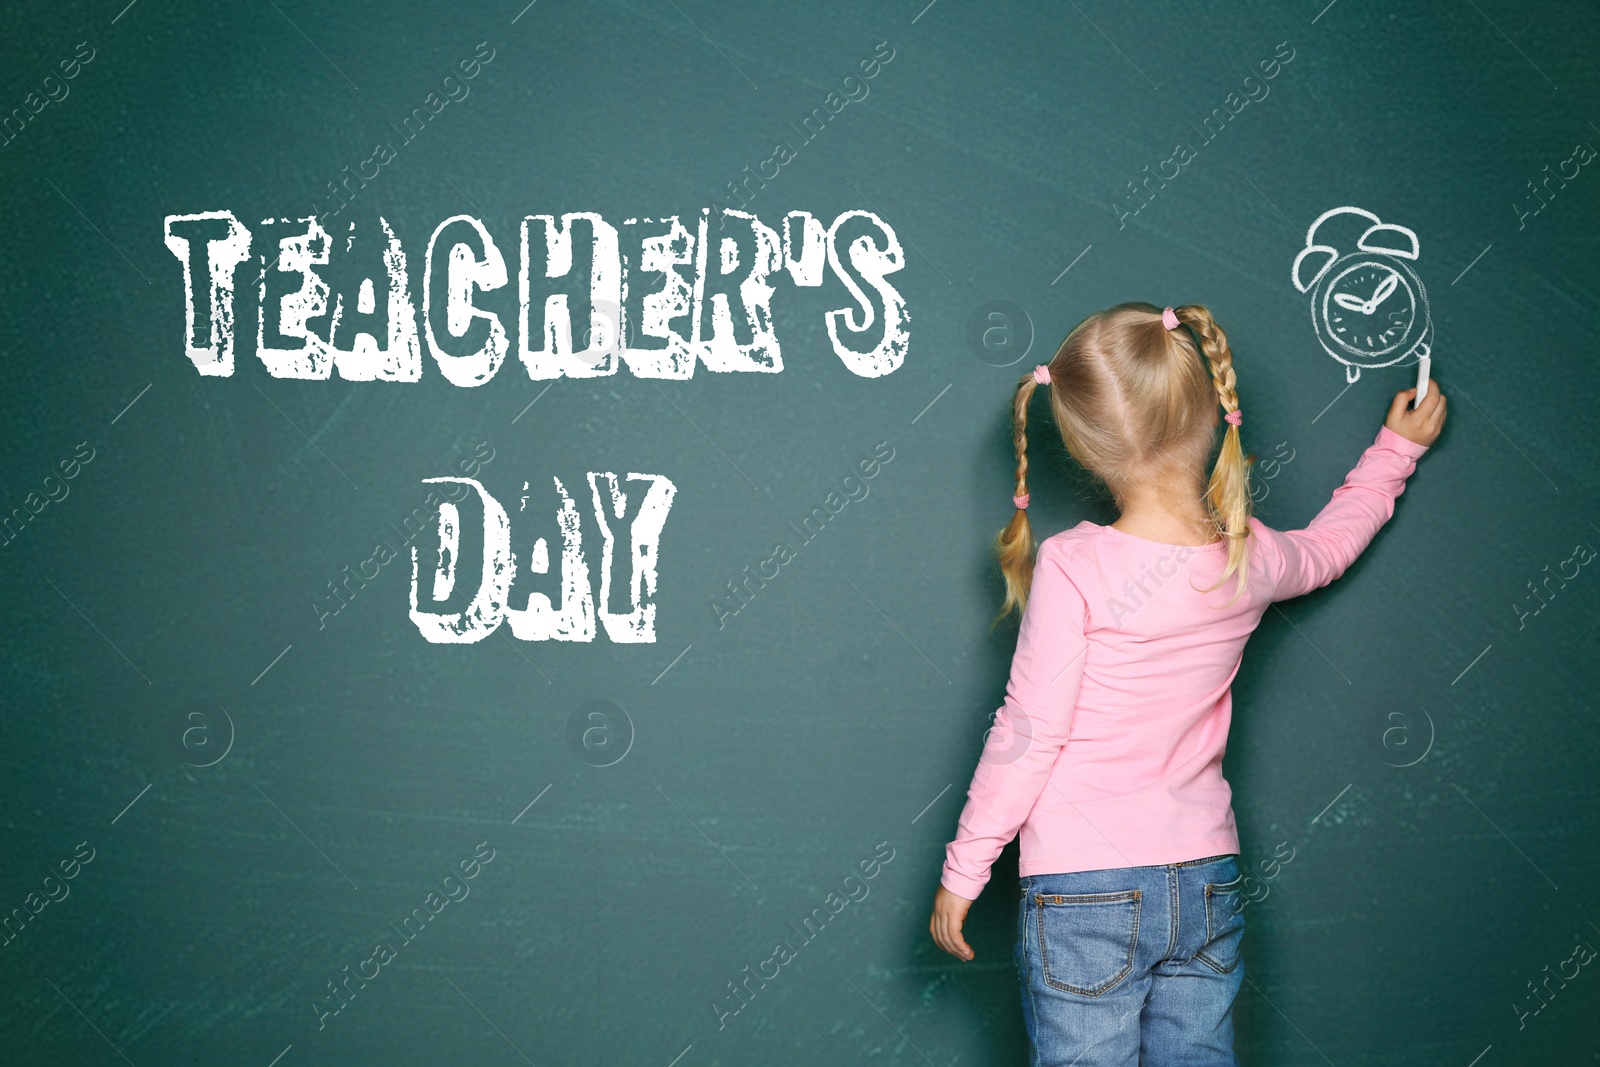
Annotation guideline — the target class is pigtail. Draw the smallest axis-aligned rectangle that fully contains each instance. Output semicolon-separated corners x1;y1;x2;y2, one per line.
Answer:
1178;305;1255;603
992;371;1041;631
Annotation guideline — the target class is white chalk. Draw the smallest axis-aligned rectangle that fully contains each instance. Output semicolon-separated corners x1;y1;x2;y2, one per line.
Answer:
1413;354;1431;408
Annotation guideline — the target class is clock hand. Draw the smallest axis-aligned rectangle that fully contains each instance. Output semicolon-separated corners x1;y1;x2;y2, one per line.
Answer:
1333;292;1369;312
1364;273;1399;314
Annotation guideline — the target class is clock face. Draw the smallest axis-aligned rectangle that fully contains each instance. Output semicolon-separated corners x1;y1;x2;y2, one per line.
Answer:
1319;259;1419;362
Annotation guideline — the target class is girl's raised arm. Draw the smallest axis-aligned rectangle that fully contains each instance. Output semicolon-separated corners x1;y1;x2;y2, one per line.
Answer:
1258;385;1441;603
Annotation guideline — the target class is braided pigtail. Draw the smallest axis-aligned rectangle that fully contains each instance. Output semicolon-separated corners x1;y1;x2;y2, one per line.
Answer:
992;367;1043;631
1179;305;1255;603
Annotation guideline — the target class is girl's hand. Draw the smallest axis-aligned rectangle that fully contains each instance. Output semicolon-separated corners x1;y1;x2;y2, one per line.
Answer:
929;885;976;960
1385;380;1446;447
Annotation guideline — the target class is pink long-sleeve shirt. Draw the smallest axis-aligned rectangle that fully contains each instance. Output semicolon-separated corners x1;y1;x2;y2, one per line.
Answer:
940;425;1430;900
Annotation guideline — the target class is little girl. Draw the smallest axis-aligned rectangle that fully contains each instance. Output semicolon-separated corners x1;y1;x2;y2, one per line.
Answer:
928;302;1445;1066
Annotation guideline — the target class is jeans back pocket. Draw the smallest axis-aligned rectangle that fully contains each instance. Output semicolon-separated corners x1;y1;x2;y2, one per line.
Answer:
1198;872;1246;974
1034;889;1140;997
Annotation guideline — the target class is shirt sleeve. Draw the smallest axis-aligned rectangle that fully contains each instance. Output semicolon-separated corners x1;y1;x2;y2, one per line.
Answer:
1257;424;1430;603
940;537;1091;901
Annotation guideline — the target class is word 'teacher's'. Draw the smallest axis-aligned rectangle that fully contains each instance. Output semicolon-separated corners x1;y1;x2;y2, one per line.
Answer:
163;208;910;383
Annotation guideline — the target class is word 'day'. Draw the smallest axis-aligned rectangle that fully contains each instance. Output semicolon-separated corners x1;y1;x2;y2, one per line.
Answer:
410;472;677;644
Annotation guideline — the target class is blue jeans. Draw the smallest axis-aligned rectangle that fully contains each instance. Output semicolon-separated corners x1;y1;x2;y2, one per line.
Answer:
1015;854;1246;1066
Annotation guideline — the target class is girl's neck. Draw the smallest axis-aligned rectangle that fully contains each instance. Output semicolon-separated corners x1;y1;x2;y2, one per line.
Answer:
1112;485;1219;547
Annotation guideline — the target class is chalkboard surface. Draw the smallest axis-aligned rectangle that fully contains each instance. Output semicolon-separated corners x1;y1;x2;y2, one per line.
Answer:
3;1;1597;1064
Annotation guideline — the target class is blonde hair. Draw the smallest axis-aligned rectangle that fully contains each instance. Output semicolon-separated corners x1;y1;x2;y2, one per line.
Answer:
994;302;1253;627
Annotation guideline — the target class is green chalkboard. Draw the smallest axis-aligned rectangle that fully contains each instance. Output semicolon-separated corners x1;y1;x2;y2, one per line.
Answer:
2;1;1597;1064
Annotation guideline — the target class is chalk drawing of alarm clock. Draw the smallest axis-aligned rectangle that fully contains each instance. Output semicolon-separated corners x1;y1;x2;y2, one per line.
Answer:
1292;206;1432;384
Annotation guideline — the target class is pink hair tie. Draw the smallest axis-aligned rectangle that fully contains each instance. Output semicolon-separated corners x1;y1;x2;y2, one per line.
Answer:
1031;364;1051;385
1161;306;1180;330
1013;493;1030;509
1225;409;1242;426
